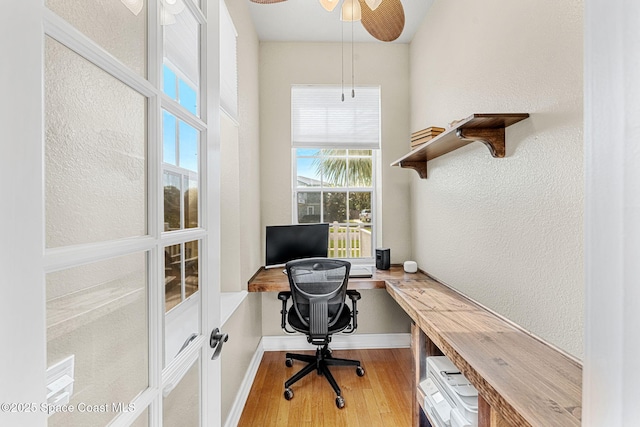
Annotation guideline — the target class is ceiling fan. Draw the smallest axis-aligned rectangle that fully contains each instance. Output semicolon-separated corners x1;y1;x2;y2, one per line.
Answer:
249;0;405;42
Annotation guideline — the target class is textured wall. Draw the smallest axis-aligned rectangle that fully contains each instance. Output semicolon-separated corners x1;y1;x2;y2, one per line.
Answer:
46;0;146;76
45;37;146;248
259;42;413;336
45;30;148;427
409;0;584;357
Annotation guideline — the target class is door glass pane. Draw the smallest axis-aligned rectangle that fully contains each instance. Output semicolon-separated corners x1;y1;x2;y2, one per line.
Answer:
45;37;147;248
164;241;199;312
184;175;198;229
163;65;178;100
165;244;183;313
179;121;199;172
164;172;182;231
163;4;200;117
164;239;201;366
297;192;321;223
184;240;199;299
46;0;146;76
163;116;199;232
163;110;177;166
163;360;200;427
47;253;148;427
179;80;198;115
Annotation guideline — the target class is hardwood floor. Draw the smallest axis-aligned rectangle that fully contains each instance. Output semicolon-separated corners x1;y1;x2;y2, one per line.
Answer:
238;348;413;427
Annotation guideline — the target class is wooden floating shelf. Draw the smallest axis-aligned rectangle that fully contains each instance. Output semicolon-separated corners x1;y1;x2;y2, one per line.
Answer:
391;113;530;179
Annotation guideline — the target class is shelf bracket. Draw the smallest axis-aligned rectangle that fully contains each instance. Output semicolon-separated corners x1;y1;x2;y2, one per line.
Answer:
456;127;506;158
399;161;428;179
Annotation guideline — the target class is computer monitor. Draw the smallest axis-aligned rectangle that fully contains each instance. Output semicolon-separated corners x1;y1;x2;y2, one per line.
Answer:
265;223;329;268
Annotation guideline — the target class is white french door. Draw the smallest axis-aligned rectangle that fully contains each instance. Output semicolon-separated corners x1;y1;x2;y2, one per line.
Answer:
0;0;222;426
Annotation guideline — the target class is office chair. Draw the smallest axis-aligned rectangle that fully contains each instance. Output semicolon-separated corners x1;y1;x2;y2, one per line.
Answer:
277;258;365;409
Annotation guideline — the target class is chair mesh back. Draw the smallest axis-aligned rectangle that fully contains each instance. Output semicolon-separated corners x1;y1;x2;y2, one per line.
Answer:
286;258;350;342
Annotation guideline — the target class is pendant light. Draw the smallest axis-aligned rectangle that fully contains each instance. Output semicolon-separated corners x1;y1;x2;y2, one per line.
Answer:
364;0;382;11
319;0;339;12
340;0;361;22
251;0;406;43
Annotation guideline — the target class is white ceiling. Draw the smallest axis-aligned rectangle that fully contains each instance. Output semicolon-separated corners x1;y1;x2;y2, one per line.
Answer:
246;0;433;44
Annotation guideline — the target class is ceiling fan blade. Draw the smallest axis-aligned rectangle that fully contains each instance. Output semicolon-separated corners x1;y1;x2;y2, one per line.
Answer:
250;0;287;3
358;0;405;42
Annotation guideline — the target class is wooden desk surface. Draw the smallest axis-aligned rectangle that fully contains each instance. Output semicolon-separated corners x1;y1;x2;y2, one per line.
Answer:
385;277;582;427
248;264;424;292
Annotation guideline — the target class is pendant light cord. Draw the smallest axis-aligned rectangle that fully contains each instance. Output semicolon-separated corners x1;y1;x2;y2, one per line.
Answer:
341;0;356;102
341;16;345;102
351;0;355;99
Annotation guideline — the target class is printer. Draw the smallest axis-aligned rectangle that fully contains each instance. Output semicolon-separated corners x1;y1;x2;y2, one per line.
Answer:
419;356;478;427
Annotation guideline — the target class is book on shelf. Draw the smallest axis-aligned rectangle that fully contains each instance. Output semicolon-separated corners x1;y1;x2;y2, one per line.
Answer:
410;126;445;148
411;134;443;148
411;126;445;140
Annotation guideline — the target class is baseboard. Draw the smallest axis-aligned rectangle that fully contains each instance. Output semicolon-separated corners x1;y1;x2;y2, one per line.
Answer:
223;332;410;426
223;342;265;427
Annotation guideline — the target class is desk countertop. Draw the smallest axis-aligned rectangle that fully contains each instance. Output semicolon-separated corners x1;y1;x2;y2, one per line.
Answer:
247;264;424;292
248;263;582;426
385;277;582;427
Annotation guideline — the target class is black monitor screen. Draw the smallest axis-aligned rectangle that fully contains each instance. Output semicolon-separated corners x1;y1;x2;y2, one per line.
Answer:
265;223;329;267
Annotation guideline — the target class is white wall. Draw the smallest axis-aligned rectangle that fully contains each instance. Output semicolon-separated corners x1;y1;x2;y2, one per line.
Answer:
219;0;263;424
220;113;242;293
409;0;584;358
258;41;414;336
259;42;413;264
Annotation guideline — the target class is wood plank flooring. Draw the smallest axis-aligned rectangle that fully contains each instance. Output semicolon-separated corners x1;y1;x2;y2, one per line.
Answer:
238;348;413;427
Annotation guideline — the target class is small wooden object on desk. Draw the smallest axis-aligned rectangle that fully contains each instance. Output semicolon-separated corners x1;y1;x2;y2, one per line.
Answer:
410;126;445;149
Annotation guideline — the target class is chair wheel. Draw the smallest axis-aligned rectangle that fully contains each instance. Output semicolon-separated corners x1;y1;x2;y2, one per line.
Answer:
284;388;294;400
356;366;365;377
285;358;293;367
335;396;345;409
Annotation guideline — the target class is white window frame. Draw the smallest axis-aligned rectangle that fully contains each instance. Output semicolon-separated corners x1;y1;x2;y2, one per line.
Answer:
290;84;381;264
291;148;380;264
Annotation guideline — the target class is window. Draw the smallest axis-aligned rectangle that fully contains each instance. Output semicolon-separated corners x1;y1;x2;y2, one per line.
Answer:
291;85;380;260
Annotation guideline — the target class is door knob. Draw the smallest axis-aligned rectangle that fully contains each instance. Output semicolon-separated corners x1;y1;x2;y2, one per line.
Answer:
209;328;229;360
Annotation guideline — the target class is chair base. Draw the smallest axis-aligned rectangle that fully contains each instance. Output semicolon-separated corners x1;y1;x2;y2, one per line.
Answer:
283;344;364;408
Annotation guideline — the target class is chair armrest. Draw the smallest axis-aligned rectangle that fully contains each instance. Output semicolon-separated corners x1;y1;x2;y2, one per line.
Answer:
347;290;361;301
278;291;291;301
344;290;361;333
278;291;296;334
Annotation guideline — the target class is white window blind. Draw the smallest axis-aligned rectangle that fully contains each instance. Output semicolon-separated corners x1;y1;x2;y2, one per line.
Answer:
291;85;380;149
220;2;238;121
